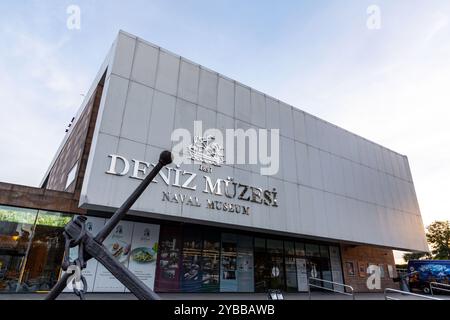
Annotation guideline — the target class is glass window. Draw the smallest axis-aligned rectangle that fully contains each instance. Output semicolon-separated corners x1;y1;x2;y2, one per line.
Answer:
220;233;238;292
20;211;72;292
155;225;182;292
254;238;267;293
236;235;254;292
266;239;284;290
295;242;305;256
254;238;265;252
0;207;71;293
181;227;203;292
65;162;78;190
320;257;333;289
220;234;254;293
320;245;330;258
284;241;297;292
200;231;220;292
180;227;220;293
305;244;320;257
329;246;344;292
284;241;295;256
266;239;283;254
0;206;38;292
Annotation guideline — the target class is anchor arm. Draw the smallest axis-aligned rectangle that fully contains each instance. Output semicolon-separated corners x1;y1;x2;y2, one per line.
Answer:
94;150;173;243
45;151;173;300
83;235;160;300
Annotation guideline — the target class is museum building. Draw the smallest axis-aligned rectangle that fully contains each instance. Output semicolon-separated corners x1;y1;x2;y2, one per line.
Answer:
0;31;428;294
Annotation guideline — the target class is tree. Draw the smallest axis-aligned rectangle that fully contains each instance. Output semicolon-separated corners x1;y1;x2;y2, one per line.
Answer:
403;220;450;262
426;220;450;260
403;251;430;262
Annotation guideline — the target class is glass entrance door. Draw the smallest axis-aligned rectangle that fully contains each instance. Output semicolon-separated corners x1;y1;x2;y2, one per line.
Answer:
306;257;333;290
254;238;285;292
267;239;284;290
253;238;267;292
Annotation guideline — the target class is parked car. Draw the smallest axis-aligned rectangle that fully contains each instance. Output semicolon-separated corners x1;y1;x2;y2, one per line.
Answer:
408;260;450;294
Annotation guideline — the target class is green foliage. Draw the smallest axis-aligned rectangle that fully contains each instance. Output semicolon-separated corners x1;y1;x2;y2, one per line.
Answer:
36;212;72;227
403;220;450;261
426;220;450;260
0;208;37;225
402;251;430;262
0;206;71;228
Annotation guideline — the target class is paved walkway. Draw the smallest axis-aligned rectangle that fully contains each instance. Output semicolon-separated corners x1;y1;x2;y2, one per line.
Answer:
1;292;449;300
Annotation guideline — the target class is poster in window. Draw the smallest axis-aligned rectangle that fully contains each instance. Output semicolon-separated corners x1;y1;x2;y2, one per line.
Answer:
126;222;160;291
296;258;308;292
181;229;203;292
93;220;133;292
63;216;105;292
345;261;355;276
358;261;367;277
200;232;220;292
155;225;182;292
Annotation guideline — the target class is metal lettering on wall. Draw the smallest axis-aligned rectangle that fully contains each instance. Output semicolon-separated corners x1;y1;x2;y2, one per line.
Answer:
105;154;279;216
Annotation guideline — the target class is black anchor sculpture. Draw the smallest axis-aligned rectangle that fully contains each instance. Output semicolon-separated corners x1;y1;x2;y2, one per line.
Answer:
45;151;173;300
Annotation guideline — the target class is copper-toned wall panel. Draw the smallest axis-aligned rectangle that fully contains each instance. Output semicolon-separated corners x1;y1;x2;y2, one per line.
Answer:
340;244;399;292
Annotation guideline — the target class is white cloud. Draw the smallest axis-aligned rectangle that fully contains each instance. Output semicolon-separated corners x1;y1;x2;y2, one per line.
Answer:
425;12;448;42
0;27;90;186
274;7;450;226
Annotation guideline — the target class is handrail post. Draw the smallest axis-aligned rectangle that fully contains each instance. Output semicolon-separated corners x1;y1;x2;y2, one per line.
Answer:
430;282;450;296
308;279;312;300
384;287;442;300
308;277;354;300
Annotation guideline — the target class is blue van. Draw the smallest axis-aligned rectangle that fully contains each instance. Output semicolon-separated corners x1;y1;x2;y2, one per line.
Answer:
408;260;450;294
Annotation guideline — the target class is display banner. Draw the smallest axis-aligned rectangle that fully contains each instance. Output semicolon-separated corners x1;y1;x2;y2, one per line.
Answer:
92;220;134;292
154;225;182;292
126;222;160;291
295;258;308;292
63;216;106;292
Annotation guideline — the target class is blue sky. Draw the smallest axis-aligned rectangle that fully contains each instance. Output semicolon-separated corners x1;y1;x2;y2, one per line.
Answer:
0;1;449;236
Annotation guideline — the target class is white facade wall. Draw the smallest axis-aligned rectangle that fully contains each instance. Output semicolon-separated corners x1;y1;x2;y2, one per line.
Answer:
80;31;428;252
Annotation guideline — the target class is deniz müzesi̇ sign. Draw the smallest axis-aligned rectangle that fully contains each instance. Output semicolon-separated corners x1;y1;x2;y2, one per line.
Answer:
105;154;279;215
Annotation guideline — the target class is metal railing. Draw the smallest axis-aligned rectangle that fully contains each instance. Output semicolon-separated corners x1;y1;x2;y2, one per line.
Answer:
430;282;450;296
384;288;442;300
308;277;355;300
